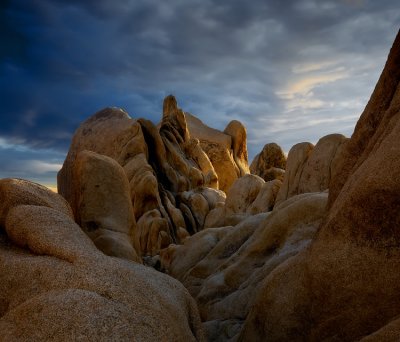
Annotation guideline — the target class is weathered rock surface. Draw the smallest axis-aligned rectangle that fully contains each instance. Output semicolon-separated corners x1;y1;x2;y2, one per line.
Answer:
162;192;328;340
275;133;347;205
58;96;242;256
4;31;400;342
204;175;282;228
250;142;286;181
240;30;400;341
0;180;205;341
73;150;140;262
0;178;73;226
186;113;250;192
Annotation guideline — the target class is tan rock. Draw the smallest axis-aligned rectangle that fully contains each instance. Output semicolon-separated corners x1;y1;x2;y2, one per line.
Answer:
73;150;140;262
224;120;250;177
186;113;249;192
57;107;148;210
164;192;327;339
0;178;73;226
185;113;232;149
198;142;239;192
250;143;286;181
240;30;400;342
225;174;265;216
180;191;210;230
184;138;218;189
246;179;282;215
275;142;314;205
196;192;327;323
204;175;279;229
199;187;226;209
135;209;170;256
0;196;205;341
5;205;96;263
204;205;226;229
298;133;348;193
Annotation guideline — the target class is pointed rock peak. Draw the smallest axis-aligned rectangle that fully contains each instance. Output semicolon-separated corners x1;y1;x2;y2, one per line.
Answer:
163;95;178;117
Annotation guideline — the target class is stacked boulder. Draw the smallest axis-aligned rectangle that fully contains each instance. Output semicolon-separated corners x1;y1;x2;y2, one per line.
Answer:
186;113;250;192
58;95;246;258
250;142;286;182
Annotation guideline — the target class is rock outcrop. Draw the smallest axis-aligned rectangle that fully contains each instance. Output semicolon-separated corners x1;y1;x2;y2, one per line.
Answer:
250;142;286;182
58;96;233;257
73;150;140;262
275;133;347;205
161;192;328;340
3;30;400;342
204;175;282;229
0;179;205;341
186;113;250;192
240;30;400;341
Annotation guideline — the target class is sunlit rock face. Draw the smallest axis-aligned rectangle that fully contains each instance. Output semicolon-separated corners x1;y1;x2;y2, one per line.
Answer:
186;113;250;193
58;95;245;258
250;142;286;182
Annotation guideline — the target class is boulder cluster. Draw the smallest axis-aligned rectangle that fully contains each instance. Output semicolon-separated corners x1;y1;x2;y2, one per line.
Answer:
1;30;400;342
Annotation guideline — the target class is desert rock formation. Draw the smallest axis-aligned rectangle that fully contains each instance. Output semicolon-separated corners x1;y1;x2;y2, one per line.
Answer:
250;142;286;182
186;113;250;192
1;29;400;342
58;96;232;258
240;30;400;341
0;179;205;341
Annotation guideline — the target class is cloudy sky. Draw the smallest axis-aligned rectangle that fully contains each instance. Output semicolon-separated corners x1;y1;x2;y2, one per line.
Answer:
1;0;399;187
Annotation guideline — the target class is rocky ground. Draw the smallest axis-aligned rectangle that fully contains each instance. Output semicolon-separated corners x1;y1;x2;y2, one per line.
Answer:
0;31;399;342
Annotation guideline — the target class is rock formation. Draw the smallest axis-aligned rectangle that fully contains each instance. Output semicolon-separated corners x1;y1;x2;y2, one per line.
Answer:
58;96;229;257
275;133;347;205
186;113;250;192
2;29;400;342
240;30;400;340
0;179;205;341
161;192;328;340
250;142;286;182
204;174;282;228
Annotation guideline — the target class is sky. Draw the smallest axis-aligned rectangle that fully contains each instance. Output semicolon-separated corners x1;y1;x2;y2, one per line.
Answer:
0;0;399;188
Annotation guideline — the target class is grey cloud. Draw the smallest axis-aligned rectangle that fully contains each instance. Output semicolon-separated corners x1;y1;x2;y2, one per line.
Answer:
1;0;399;184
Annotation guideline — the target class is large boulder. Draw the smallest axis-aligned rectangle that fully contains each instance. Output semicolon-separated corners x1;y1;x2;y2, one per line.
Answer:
186;113;250;192
0;180;205;341
240;30;400;341
58;96;229;257
250;142;286;182
0;178;73;226
72;150;140;262
275;134;347;205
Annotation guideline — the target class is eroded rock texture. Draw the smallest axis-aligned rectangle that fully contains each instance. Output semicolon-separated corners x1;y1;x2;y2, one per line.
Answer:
3;30;400;342
186;113;250;192
240;30;400;341
162;192;328;340
0;179;205;341
275;133;347;205
250;142;286;182
58;96;232;257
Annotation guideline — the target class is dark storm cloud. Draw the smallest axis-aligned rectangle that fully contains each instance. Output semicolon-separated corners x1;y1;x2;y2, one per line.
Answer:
0;0;399;184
